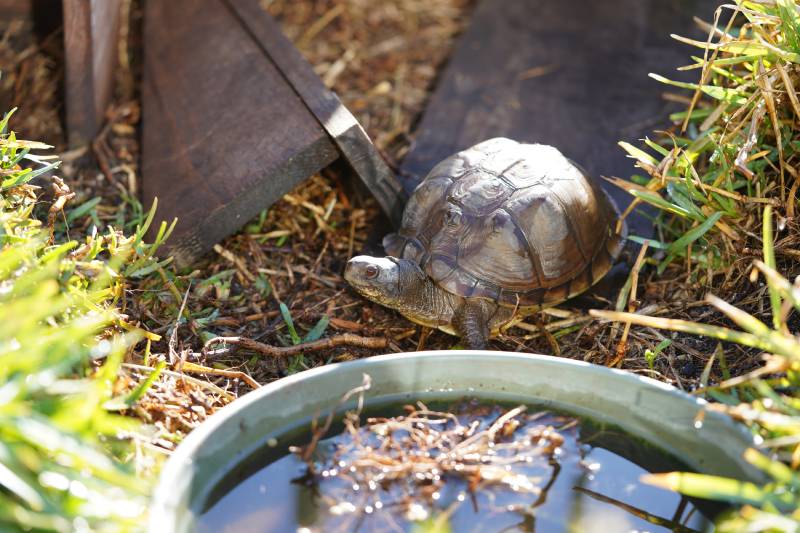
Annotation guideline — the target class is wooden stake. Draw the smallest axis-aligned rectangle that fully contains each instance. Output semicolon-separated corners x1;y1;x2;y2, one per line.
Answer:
63;0;122;146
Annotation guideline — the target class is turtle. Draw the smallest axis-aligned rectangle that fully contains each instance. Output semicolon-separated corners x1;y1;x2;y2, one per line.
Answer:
344;137;626;349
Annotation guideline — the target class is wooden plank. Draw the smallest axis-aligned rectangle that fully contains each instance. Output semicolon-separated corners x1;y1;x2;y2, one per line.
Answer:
224;0;407;228
401;0;721;239
63;0;122;146
141;0;339;266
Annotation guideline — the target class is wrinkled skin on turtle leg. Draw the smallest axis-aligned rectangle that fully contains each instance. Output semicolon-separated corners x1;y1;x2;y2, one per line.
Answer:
453;299;496;350
344;256;500;349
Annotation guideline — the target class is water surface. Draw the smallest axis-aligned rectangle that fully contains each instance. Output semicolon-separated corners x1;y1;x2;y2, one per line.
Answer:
199;400;716;532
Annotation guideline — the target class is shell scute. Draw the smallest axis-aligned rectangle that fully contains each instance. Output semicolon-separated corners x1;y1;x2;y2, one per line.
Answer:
455;208;537;292
449;173;513;216
504;188;585;287
503;144;582;188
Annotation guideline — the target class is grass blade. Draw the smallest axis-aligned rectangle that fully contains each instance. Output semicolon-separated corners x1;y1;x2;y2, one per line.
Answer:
589;309;798;357
303;315;330;343
643;472;798;511
762;206;782;330
280;302;301;345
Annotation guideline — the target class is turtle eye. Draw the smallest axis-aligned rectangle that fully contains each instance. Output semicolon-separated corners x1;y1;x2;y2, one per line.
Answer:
365;265;379;279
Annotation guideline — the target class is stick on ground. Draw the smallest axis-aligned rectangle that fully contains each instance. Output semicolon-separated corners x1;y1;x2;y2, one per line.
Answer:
203;333;389;357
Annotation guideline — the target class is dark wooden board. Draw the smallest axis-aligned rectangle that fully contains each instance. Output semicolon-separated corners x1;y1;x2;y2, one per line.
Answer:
141;0;339;266
63;0;122;146
401;0;722;239
224;0;407;227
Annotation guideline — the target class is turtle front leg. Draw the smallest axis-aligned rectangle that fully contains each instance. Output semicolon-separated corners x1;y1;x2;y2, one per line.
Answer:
454;300;493;350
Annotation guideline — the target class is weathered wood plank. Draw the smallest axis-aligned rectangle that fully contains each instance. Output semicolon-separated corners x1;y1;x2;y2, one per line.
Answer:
141;0;339;266
63;0;122;146
401;0;721;239
224;0;407;227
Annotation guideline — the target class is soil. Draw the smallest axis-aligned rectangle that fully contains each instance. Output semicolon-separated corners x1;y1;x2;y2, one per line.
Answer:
0;0;770;449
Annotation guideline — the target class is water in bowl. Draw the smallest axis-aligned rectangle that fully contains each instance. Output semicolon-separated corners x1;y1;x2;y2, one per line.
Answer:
198;399;718;532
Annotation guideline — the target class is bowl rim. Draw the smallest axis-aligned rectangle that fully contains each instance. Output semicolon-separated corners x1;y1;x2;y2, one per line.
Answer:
148;350;759;532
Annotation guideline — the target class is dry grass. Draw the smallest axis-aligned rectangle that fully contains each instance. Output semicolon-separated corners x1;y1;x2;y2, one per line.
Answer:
291;377;570;531
0;20;62;144
0;0;775;450
266;0;473;163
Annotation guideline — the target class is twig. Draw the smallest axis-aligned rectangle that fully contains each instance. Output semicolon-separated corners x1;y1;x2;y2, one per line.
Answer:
169;281;192;366
691;355;788;396
589;308;796;357
531;315;560;356
156;266;183;307
213;243;256;283
573;486;702;533
662;175;780;206
92;124;115;183
47;177;75;244
180;361;261;390
734;100;766;180
514;314;592;336
416;326;432;351
122;363;235;401
294;374;372;462
297;3;345;48
609;242;649;367
203;333;388;357
755;64;784;202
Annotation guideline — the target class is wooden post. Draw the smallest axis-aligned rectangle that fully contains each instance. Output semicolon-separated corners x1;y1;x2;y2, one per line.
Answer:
62;0;122;146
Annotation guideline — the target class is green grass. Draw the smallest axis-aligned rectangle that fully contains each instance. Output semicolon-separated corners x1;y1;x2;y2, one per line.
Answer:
595;206;800;530
0;108;172;531
599;1;800;530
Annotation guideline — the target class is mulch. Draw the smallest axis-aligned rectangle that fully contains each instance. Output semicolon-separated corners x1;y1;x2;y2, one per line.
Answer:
0;0;766;449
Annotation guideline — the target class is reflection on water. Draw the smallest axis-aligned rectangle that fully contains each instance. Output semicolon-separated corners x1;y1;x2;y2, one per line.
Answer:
198;402;714;533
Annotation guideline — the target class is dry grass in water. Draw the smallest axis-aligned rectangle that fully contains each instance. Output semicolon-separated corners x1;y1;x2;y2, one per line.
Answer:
291;376;570;529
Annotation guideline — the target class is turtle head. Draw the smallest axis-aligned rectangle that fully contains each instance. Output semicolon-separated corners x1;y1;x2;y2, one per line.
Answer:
345;255;427;308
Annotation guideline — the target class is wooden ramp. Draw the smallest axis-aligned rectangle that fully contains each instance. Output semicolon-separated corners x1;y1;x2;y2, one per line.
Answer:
401;0;722;239
141;0;405;266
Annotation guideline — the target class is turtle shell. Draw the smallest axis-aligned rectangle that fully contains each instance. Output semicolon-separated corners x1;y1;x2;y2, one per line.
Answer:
383;138;626;308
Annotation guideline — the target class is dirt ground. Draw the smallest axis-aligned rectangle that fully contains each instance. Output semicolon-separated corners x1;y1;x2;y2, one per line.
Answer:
0;0;770;446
